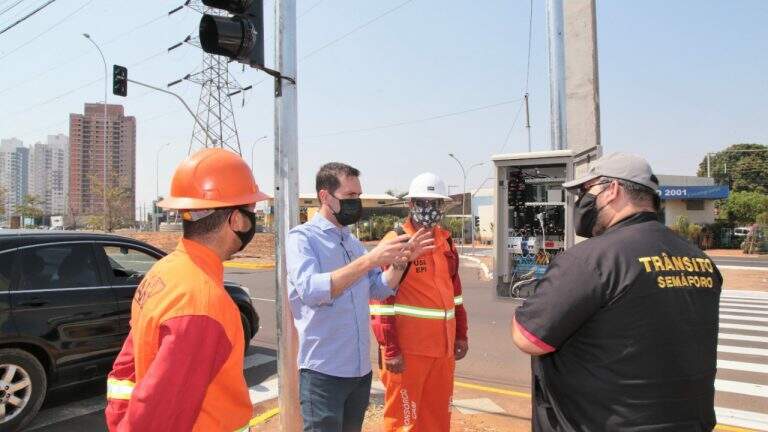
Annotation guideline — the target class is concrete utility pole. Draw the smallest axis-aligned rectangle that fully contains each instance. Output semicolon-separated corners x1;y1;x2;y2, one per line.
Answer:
563;0;601;154
274;0;301;429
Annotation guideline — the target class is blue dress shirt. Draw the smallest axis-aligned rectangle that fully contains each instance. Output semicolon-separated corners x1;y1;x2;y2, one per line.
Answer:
286;213;395;378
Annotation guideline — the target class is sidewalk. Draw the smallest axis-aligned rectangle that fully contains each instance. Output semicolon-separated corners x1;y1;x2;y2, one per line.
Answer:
249;374;534;432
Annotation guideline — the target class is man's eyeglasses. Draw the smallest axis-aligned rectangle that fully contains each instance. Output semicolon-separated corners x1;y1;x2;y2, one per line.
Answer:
578;180;612;200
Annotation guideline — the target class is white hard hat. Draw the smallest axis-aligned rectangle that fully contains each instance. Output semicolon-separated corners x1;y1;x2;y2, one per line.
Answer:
405;172;453;201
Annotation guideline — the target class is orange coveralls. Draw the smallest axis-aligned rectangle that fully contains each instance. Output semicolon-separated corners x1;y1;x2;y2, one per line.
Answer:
105;239;252;432
370;220;468;431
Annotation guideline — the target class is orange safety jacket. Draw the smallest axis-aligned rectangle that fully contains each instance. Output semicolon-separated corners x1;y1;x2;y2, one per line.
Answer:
370;219;468;359
105;239;252;432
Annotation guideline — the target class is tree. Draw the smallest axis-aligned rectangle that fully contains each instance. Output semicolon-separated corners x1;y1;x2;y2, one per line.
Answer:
89;174;133;232
385;189;408;200
697;143;768;193
721;191;768;224
14;195;44;226
0;186;5;216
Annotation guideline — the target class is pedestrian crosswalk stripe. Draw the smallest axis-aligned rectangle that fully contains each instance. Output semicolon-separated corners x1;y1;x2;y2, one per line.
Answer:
719;333;768;344
718;359;768;374
720;302;768;310
718;345;768;357
721;291;768;299
715;379;768;398
720;323;768;333
720;308;768;316
721;297;768;305
715;407;768;431
720;314;768;323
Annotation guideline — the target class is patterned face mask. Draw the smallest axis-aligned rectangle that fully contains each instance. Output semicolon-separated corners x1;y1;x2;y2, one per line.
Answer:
410;200;445;228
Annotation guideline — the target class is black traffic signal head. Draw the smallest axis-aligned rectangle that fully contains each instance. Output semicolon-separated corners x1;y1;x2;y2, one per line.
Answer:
199;0;264;68
113;65;127;97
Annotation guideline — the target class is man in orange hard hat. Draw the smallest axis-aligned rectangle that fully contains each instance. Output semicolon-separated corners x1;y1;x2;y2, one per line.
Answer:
370;172;469;431
105;148;268;432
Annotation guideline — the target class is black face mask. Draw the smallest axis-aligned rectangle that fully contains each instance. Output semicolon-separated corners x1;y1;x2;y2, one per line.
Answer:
574;189;608;238
233;208;257;251
330;194;362;226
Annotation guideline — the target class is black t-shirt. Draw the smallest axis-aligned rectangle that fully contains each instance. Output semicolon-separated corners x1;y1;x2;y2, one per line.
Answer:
515;212;722;432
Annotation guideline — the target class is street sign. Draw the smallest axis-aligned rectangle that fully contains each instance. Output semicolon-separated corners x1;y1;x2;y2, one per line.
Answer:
657;185;729;200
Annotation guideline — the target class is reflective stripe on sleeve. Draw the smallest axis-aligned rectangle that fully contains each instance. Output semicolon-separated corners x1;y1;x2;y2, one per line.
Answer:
369;304;396;316
106;378;135;400
454;295;463;305
370;303;456;320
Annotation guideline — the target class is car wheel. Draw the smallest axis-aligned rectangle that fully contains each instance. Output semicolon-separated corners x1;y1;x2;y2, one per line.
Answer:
240;312;252;353
0;349;47;432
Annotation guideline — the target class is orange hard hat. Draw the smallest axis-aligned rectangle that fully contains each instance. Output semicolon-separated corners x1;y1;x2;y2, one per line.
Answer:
157;148;269;210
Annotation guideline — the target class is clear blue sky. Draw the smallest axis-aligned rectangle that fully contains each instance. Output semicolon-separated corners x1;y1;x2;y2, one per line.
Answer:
1;0;766;212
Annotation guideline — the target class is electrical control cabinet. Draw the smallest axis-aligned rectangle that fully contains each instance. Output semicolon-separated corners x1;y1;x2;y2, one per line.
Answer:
492;148;600;298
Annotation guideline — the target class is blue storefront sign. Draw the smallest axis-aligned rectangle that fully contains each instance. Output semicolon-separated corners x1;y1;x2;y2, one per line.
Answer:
658;185;729;200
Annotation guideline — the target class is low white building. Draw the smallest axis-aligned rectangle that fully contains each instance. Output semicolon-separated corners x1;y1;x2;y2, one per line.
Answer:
656;175;728;227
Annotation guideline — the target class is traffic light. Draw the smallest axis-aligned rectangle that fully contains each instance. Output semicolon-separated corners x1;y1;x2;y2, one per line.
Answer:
113;65;127;97
474;216;480;229
199;0;264;68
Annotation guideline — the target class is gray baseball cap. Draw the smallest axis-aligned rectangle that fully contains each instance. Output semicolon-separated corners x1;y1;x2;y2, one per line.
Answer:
562;152;659;191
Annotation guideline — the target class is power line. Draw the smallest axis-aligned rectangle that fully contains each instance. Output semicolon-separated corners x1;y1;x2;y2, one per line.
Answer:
0;0;92;61
3;49;166;120
0;0;26;18
524;0;534;92
498;100;526;153
298;0;325;19
0;0;56;36
300;0;416;61
306;98;521;139
0;11;167;95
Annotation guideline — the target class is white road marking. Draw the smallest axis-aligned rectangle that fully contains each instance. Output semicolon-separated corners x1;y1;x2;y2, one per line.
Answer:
719;333;768;343
720;314;768;323
721;302;768;310
720;308;768;316
244;353;276;370
718;359;768;374
715;379;768;398
721;291;768;300
718;345;768;357
719;322;768;333
717;265;768;271
715;407;768;431
453;398;507;415
249;378;279;405
26;396;105;430
250;296;276;303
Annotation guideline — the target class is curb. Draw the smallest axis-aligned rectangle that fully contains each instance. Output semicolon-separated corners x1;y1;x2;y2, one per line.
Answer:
224;261;276;270
459;255;493;280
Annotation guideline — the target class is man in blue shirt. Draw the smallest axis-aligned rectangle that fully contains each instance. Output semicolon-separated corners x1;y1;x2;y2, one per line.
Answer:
287;162;434;432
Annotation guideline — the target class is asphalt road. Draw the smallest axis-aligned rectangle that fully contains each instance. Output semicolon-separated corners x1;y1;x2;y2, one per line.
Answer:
29;264;768;431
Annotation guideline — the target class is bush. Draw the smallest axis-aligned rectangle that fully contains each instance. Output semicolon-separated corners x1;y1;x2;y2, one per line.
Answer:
671;216;706;247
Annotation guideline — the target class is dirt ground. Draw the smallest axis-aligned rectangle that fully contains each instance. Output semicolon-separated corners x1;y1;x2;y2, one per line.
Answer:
114;230;275;264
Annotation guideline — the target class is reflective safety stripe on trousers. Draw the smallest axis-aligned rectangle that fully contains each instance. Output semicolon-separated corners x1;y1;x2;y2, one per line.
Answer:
370;303;456;319
108;378;253;432
106;378;135;400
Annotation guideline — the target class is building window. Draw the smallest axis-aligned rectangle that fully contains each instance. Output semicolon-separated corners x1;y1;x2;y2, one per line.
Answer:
685;200;705;211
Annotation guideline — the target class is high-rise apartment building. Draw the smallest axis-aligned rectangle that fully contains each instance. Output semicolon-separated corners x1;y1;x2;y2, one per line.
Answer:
69;103;136;220
29;134;69;216
0;138;29;224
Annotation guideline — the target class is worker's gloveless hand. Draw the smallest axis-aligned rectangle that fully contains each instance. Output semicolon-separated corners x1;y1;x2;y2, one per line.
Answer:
407;228;436;261
455;339;469;360
385;354;405;373
369;234;411;267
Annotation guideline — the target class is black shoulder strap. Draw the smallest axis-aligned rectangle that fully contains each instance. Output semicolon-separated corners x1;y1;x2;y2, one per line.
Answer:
393;226;411;284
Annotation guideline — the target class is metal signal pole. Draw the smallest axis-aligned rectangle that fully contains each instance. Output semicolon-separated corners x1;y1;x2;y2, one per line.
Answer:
274;0;301;429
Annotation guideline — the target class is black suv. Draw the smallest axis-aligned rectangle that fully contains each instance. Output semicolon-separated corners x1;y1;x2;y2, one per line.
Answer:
0;230;259;431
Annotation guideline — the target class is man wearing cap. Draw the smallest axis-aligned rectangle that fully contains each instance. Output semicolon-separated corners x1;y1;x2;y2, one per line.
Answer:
370;172;469;431
105;148;267;432
511;153;722;431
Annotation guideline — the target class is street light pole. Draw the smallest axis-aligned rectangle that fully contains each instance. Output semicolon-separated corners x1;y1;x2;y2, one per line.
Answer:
83;33;109;231
448;153;467;253
155;142;171;231
467;162;485;248
251;135;268;169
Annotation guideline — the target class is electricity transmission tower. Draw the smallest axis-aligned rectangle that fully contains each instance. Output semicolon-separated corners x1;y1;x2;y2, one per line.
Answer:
168;0;251;155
